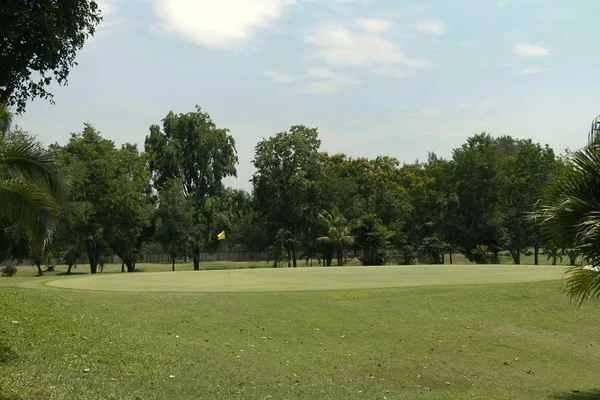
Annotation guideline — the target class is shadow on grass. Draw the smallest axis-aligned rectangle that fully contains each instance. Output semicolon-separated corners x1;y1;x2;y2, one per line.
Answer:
550;390;600;399
0;342;17;364
55;272;88;276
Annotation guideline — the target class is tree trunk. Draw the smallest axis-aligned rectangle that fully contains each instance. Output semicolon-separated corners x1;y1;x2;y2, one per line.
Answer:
286;246;291;268
292;241;297;268
552;255;557;265
534;244;539;265
449;249;453;265
35;261;43;276
87;241;99;274
67;263;74;274
510;250;520;265
125;259;135;272
172;255;175;272
90;261;98;274
193;256;200;271
121;262;125;273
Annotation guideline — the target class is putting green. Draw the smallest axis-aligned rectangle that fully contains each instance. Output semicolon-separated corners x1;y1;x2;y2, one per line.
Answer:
44;265;566;293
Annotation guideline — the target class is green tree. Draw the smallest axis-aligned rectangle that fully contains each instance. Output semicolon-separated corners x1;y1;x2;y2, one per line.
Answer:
57;124;153;273
535;141;600;303
252;125;324;268
51;200;86;274
452;133;505;261
155;179;194;271
496;139;557;264
145;106;237;270
102;143;154;272
352;214;393;266
58;125;112;274
317;208;354;266
0;0;102;111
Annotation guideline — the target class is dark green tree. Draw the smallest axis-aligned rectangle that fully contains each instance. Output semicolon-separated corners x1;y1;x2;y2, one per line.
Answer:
1;0;102;111
145;106;237;270
352;214;393;266
155;179;194;271
252;125;324;268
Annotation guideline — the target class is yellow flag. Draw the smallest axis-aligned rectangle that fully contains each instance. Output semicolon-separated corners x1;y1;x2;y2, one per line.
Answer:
217;231;226;241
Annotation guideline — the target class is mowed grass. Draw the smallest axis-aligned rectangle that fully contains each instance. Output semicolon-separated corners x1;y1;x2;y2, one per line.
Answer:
1;274;599;399
39;265;566;293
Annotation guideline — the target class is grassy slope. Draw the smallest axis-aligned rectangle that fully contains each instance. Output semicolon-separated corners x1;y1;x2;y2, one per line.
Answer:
1;280;599;399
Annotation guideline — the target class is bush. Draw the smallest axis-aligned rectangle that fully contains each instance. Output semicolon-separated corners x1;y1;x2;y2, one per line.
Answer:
471;245;490;264
1;265;17;277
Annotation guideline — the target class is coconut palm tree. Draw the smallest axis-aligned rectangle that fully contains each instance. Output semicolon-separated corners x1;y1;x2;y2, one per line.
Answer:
317;208;354;266
535;139;600;304
0;106;67;253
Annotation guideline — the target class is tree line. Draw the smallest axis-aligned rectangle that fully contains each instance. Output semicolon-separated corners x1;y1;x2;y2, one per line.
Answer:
0;105;575;275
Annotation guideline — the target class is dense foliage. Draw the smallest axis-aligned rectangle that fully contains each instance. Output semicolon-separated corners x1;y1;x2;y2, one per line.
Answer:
0;0;102;112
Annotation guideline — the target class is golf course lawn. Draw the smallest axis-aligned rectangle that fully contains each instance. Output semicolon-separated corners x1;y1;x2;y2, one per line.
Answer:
40;264;566;293
1;266;599;399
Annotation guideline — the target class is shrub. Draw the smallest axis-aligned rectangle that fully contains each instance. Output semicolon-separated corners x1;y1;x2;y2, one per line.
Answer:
1;265;17;277
471;245;490;264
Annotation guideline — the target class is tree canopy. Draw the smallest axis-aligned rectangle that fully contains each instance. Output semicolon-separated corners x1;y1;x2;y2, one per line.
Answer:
0;0;102;111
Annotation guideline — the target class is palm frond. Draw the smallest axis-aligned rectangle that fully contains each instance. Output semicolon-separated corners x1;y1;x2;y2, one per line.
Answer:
0;136;68;200
0;178;59;251
564;266;600;306
534;142;600;303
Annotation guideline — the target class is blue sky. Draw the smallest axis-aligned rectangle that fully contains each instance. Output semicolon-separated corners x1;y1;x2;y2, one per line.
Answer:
16;0;600;189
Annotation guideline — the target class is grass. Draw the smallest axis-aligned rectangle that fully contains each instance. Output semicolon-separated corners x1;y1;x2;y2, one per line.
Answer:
37;265;565;293
1;270;599;399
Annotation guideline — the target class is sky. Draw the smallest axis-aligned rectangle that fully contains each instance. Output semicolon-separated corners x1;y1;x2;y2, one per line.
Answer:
15;0;600;190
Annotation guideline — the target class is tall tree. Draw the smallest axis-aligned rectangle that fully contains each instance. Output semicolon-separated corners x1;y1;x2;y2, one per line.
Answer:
155;179;194;271
145;106;238;270
252;125;324;268
497;139;557;264
452;133;505;262
0;0;102;111
102;143;154;272
58;130;153;273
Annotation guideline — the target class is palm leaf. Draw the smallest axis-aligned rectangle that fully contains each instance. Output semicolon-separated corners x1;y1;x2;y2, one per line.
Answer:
564;266;600;306
534;142;600;303
0;137;68;200
0;178;59;251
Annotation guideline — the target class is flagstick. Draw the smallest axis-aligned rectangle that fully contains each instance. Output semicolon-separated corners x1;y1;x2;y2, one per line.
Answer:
226;240;230;278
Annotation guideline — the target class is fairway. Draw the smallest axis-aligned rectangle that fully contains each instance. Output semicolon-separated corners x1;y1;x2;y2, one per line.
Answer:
45;264;565;292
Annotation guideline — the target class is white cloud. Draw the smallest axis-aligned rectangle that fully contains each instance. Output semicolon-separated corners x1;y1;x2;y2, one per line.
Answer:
306;67;336;79
513;43;550;57
305;20;431;71
262;67;360;94
520;66;552;74
416;20;447;35
372;66;410;78
96;0;114;17
477;99;496;109
263;70;296;83
156;0;295;49
300;75;362;94
355;18;393;34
